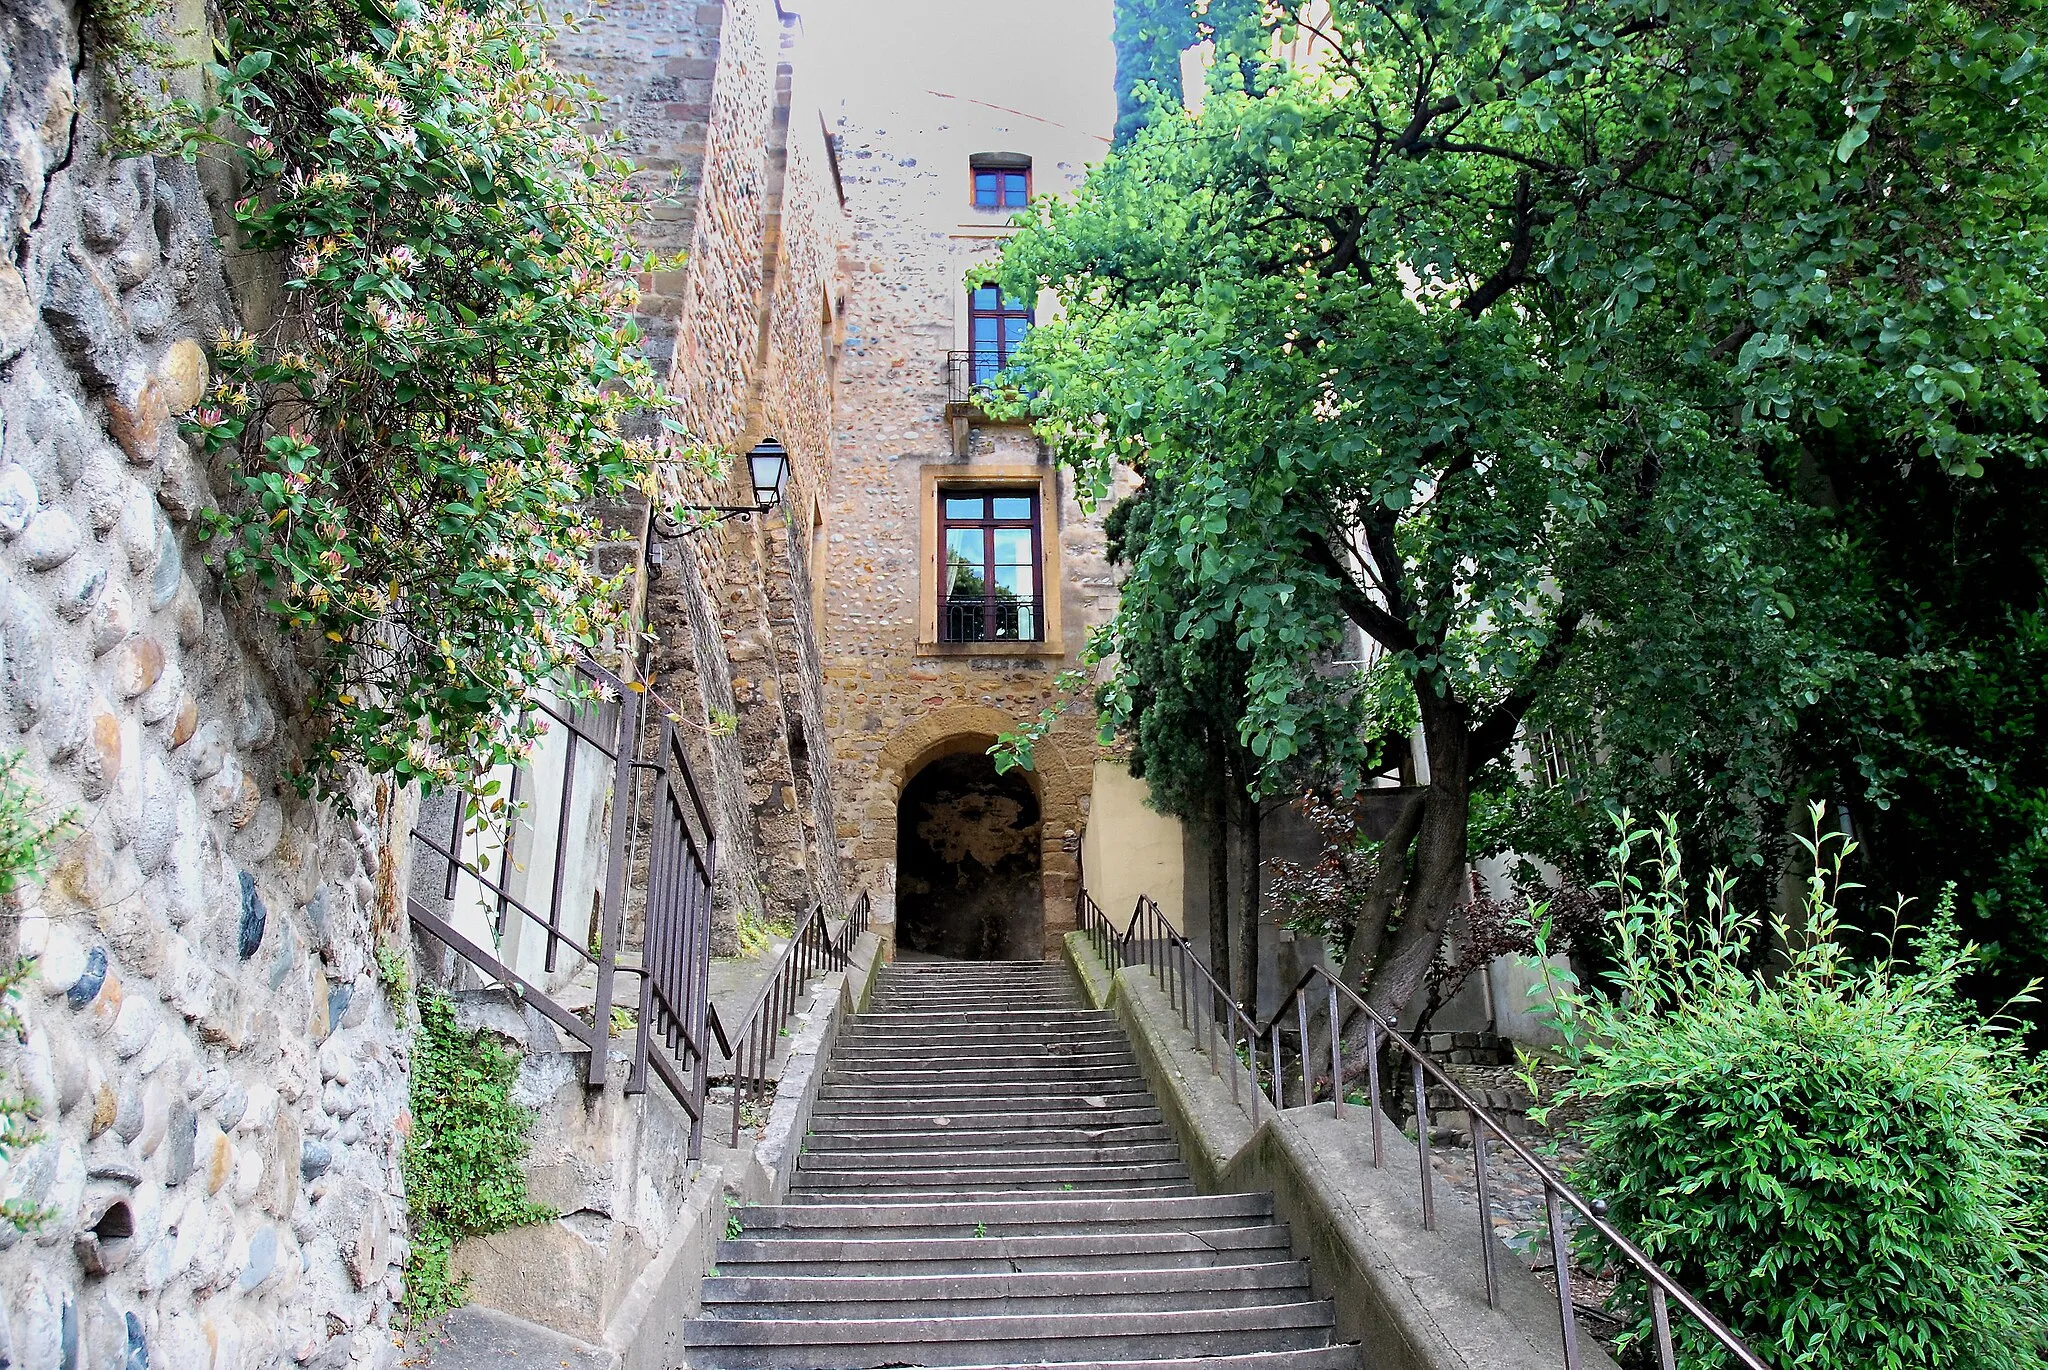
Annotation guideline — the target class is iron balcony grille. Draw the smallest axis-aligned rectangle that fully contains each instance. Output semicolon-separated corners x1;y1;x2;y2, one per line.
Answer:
942;594;1044;643
947;349;1008;406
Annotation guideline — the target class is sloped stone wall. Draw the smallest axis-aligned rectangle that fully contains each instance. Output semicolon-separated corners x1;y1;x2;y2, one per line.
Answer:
0;12;409;1369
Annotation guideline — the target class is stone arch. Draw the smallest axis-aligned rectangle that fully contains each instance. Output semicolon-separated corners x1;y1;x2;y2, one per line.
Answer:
897;751;1042;959
868;705;1089;960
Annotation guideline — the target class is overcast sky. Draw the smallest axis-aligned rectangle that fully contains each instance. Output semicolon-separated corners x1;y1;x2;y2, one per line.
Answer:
792;0;1117;136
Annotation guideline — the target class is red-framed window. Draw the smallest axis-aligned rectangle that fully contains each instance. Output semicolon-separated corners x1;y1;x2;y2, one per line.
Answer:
940;489;1043;642
973;165;1030;209
968;284;1033;386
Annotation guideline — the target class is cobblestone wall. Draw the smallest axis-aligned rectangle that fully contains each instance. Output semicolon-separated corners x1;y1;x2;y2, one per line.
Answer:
0;11;409;1369
821;91;1125;949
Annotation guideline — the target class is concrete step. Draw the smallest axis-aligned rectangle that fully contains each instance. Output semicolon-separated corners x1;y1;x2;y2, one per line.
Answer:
832;1032;1133;1053
856;1007;1104;1021
801;1124;1173;1151
703;1259;1314;1306
817;1080;1156;1103
712;1224;1298;1274
826;1064;1149;1088
797;1141;1183;1168
786;1182;1199;1204
702;1278;1317;1320
803;1105;1167;1131
681;1303;1339;1368
732;1193;1273;1233
790;1161;1189;1189
758;1353;1358;1370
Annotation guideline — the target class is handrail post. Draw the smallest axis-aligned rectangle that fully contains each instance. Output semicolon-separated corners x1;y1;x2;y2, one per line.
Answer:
1547;1186;1583;1370
1366;1018;1384;1168
1414;1054;1435;1231
586;675;644;1088
1473;1117;1500;1308
1326;979;1343;1118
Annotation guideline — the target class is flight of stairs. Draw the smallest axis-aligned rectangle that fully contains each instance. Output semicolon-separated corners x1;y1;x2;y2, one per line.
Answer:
682;959;1357;1369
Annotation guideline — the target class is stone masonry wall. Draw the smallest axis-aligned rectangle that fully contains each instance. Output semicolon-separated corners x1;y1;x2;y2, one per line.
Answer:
563;0;850;946
0;12;410;1370
821;90;1126;950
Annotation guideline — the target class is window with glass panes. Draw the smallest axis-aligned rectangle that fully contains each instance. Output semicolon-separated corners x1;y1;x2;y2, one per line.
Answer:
940;490;1042;642
974;165;1029;209
968;285;1032;386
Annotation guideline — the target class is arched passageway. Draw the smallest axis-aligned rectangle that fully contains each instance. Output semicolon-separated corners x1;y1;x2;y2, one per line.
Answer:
896;751;1043;960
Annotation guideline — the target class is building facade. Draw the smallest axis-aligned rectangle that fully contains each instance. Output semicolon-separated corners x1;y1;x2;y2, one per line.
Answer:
816;38;1187;963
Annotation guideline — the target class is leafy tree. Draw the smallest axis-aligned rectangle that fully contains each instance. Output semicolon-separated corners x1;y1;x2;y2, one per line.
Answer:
993;0;2047;1018
1798;437;2048;1022
1111;0;1197;145
1101;481;1267;1012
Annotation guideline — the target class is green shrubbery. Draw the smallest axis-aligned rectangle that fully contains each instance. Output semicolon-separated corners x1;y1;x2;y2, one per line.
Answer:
1536;810;2048;1369
400;989;553;1322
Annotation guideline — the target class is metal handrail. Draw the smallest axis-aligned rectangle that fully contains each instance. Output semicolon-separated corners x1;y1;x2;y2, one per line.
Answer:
721;890;872;1146
408;655;727;1158
1075;890;1273;1122
1080;884;1769;1370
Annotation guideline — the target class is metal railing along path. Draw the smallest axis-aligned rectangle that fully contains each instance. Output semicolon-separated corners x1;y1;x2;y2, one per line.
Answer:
408;655;723;1158
1079;886;1770;1370
719;891;872;1147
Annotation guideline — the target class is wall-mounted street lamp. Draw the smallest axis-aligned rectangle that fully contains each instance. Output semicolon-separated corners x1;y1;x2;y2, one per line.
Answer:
653;440;790;539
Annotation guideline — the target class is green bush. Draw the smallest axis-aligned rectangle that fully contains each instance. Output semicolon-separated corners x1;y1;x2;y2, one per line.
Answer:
1535;808;2048;1369
401;988;554;1322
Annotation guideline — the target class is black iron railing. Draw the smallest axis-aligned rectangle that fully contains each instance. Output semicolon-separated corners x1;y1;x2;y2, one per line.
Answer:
408;656;723;1157
946;349;1000;406
719;890;871;1146
1078;886;1769;1370
941;594;1044;643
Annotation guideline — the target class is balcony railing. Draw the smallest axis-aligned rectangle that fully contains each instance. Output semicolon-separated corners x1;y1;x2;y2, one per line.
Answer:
946;349;1006;407
941;594;1044;643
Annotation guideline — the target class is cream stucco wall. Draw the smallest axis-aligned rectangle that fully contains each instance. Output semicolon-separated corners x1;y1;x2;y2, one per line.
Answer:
1081;759;1187;932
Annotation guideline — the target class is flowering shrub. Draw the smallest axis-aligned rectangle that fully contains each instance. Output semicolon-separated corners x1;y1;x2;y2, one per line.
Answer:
191;0;700;790
1534;809;2048;1369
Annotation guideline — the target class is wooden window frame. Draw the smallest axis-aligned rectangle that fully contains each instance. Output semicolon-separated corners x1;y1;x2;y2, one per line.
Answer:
917;465;1065;657
967;283;1034;386
938;488;1044;643
971;161;1031;210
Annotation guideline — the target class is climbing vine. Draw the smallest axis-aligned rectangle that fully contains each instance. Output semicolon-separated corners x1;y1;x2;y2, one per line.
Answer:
400;988;554;1322
188;0;705;792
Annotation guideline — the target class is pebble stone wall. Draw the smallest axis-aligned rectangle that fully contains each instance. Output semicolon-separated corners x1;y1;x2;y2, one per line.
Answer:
821;91;1129;947
0;12;408;1369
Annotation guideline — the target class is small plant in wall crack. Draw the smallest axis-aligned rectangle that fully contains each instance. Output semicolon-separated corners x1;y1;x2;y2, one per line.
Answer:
184;0;711;796
0;751;74;1234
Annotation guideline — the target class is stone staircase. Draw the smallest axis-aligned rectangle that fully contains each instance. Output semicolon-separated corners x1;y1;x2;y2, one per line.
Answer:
682;960;1357;1369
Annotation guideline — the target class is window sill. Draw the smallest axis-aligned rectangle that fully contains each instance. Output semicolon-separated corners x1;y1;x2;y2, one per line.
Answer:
915;640;1066;659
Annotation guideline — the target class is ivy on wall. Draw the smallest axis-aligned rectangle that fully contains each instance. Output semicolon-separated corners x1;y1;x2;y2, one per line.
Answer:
188;0;707;792
400;988;554;1322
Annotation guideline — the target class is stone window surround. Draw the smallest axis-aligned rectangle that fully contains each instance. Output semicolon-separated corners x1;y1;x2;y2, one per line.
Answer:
916;463;1066;658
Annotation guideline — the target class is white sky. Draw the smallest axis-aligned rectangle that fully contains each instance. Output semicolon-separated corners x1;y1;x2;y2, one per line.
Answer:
792;0;1117;136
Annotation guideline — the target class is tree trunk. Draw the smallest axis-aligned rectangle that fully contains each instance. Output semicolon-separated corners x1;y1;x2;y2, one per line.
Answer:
1205;753;1232;1021
1337;788;1426;993
1232;774;1262;1022
1363;691;1472;1021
